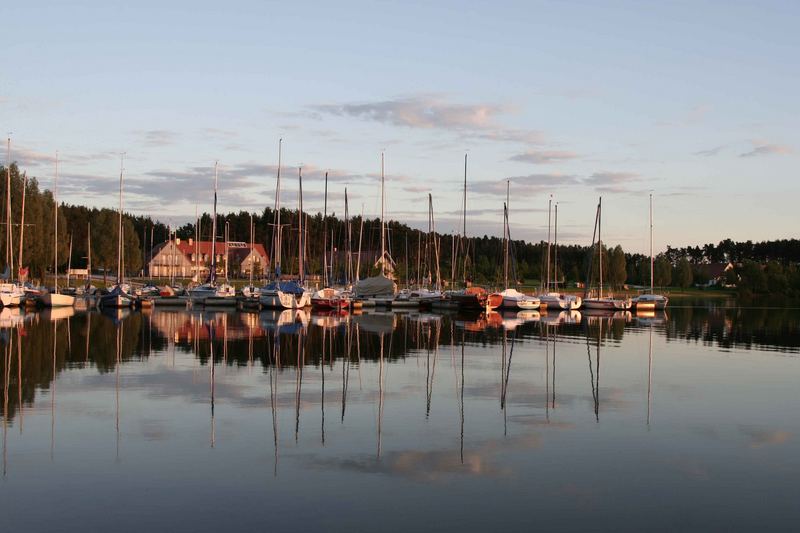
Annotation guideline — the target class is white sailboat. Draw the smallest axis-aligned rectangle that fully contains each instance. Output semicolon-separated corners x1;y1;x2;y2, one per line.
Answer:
240;213;261;300
0;137;24;307
189;161;236;305
583;197;632;311
260;141;311;309
489;182;539;310
40;153;75;307
633;194;669;311
539;201;581;310
406;194;445;306
99;155;133;308
311;172;350;310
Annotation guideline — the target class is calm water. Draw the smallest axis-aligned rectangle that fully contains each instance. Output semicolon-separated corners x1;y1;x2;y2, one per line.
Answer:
1;304;799;531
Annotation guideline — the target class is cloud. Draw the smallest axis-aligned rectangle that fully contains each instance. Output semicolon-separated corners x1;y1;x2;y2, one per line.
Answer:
658;104;711;127
510;149;579;164
9;146;58;166
740;426;791;448
308;434;542;482
693;145;726;157
584;171;643;193
471;173;581;198
312;95;545;146
201;127;238;139
739;141;792;158
5;142;119;169
313;95;502;130
137;129;179;147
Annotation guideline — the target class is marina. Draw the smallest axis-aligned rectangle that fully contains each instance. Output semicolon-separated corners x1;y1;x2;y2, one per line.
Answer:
2;2;799;530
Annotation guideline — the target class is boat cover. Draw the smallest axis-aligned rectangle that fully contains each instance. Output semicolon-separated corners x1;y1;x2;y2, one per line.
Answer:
354;275;397;298
264;280;306;296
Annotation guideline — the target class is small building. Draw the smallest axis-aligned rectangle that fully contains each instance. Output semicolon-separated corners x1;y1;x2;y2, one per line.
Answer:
699;262;736;287
147;238;269;279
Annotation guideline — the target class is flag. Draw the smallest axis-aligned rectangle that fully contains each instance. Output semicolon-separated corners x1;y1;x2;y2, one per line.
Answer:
19;266;29;281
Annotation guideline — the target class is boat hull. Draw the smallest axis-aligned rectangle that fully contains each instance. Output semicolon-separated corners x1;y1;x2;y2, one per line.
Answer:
260;290;310;309
99;293;133;308
633;295;669;310
154;296;188;306
583;298;631;311
311;297;350;310
40;292;76;308
203;296;238;306
0;292;23;307
539;294;582;310
451;291;488;311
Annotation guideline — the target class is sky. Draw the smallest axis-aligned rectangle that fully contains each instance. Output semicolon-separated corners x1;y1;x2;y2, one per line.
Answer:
1;0;798;253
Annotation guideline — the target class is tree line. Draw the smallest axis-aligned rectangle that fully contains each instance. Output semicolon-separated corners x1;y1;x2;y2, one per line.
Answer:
2;162;797;294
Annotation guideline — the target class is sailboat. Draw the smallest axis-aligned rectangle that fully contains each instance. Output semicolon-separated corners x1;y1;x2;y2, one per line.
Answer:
353;152;397;302
582;197;632;312
489;182;540;310
260;144;311;309
539;200;581;310
240;213;261;303
401;194;445;306
189;162;236;305
449;154;488;311
98;155;134;308
40;153;75;308
0;137;25;307
311;172;350;310
633;194;669;311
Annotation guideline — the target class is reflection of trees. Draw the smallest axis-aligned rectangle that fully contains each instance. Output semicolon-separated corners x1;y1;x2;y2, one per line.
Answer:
0;311;143;422
4;306;799;426
666;306;800;352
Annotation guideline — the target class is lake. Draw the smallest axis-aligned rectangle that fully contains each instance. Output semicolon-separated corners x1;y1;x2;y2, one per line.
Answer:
1;304;799;531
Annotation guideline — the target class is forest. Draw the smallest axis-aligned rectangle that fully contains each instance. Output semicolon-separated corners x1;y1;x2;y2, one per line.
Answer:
2;162;798;295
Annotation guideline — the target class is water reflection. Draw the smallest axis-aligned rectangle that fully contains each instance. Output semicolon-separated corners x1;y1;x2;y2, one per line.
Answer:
1;304;799;530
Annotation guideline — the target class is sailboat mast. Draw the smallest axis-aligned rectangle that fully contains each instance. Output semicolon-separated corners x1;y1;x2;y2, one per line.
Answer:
416;230;421;289
462;154;467;239
116;154;125;286
504;180;509;288
297;167;304;284
87;222;92;290
598;197;603;299
210;161;218;284
323;171;328;286
650;193;654;293
249;213;254;287
380;152;385;277
224;222;229;281
356;205;364;282
554;203;559;290
18;171;27;278
273;139;282;279
194;206;199;281
54;152;59;292
461;153;468;284
546;195;552;292
67;233;73;287
429;194;441;290
344;188;351;286
5;137;12;279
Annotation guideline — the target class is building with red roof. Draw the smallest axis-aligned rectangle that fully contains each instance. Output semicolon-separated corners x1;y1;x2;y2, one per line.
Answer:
147;237;269;279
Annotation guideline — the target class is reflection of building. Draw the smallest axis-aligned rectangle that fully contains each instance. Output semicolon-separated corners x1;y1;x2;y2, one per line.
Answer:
149;310;266;343
147;238;269;278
